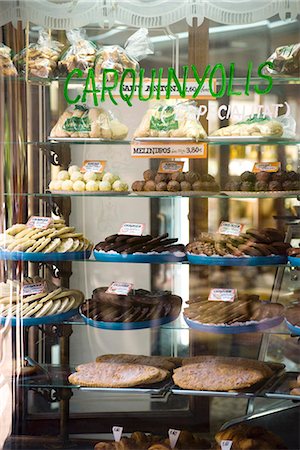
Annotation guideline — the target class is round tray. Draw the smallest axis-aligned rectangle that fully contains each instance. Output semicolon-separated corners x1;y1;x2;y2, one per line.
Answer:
288;256;300;267
184;315;284;334
79;309;178;330
0;250;92;262
50;190;130;196
285;319;300;336
187;253;287;266
0;308;78;327
93;250;187;263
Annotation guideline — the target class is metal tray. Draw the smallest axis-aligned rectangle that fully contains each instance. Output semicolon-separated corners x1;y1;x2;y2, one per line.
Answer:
266;372;300;401
171;362;285;398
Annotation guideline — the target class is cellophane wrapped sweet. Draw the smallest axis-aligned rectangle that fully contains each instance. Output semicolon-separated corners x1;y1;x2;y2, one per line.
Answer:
0;43;18;76
265;43;300;75
13;30;63;78
50;104;128;140
58;28;97;75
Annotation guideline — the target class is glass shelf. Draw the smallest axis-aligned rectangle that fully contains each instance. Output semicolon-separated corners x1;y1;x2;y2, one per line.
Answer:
3;191;300;199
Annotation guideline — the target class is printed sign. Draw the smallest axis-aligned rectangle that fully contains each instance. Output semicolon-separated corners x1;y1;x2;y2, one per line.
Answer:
168;429;181;449
112;426;123;442
118;223;145;236
218;221;242;237
131;142;207;159
252;162;281;173
106;282;133;296
221;440;233;450
81;160;106;173
26;216;52;229
158;161;184;173
208;289;237;302
22;283;46;297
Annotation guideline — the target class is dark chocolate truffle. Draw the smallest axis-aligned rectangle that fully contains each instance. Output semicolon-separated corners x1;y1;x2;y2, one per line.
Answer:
225;180;241;191
241;171;256;182
180;181;192;191
185;171;199;184
132;180;145;191
143;169;155;181
271;172;287;182
282;180;295;191
286;171;299;182
155;173;168;183
192;180;203;191
256;172;270;183
167;180;180;192
171;172;185;182
156;181;168;191
241;181;255;191
269;181;282;191
255;181;268;191
144;180;156;191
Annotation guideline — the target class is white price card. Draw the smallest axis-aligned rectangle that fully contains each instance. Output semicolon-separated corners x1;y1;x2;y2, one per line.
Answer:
118;223;145;236
208;289;237;302
112;426;123;442
22;283;46;297
106;282;133;296
221;440;233;450
218;221;242;237
168;429;181;449
131;142;207;159
158;161;184;173
81;160;106;173
26;216;52;229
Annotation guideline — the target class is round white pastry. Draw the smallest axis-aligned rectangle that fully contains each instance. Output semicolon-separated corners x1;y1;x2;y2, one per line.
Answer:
53;180;63;190
83;172;97;182
70;171;83;182
73;180;85;192
68;165;80;175
112;180;128;192
102;172;119;184
86;180;99;192
61;180;74;191
49;180;56;191
98;180;112;191
57;170;70;181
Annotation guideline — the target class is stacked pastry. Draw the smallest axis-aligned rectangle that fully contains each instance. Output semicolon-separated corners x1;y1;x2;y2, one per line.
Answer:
68;354;181;388
81;287;182;324
187;228;289;257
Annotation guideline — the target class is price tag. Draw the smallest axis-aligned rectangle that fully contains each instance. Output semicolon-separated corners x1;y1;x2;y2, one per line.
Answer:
26;216;52;229
118;223;145;236
81;160;106;173
106;282;133;296
252;162;281;173
218;221;242;237
168;429;181;449
221;440;233;450
158;161;184;173
208;289;237;302
131;142;207;159
112;426;123;442
22;283;46;297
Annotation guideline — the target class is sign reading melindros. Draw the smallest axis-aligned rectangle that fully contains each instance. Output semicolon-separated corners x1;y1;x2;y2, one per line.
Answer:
64;62;274;107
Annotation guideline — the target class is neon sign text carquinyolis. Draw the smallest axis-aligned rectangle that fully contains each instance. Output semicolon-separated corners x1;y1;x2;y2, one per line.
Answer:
64;62;274;107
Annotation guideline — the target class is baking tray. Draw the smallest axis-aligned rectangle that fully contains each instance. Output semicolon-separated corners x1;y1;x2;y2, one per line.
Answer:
187;252;287;266
183;315;284;334
48;137;128;144
78;378;173;395
285;319;300;335
0;308;79;327
79;308;179;330
0;250;91;262
50;190;130;196
288;256;300;267
222;190;299;198
265;372;300;401
171;362;285;398
93;250;187;263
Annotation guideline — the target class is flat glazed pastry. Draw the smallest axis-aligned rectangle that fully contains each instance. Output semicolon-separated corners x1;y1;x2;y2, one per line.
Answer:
173;356;273;391
68;362;169;388
214;424;287;449
95;354;178;371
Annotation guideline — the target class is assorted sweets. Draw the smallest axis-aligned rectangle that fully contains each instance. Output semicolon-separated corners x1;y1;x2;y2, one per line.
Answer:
58;28;97;75
132;169;219;193
186;227;290;257
0;218;93;254
95;232;185;255
0;277;84;319
50;104;128;140
134;101;207;139
49;165;128;193
0;44;17;76
81;287;182;325
225;170;300;192
14;30;63;78
211;116;284;137
184;293;283;328
265;42;300;76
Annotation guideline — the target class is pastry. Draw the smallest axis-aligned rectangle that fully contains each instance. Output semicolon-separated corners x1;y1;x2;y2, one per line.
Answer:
214;424;287;449
225;170;299;192
95;354;177;372
265;43;300;76
58;28;97;75
0;44;18;76
173;356;273;391
211;116;283;137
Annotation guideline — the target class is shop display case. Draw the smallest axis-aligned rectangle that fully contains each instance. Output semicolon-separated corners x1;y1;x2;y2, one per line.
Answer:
0;1;300;449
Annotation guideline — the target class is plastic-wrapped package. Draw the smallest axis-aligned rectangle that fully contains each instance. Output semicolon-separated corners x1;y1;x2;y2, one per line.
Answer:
0;44;18;76
58;29;97;75
265;43;300;76
211;115;296;138
13;30;63;78
95;28;153;80
50;104;128;140
134;101;207;139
